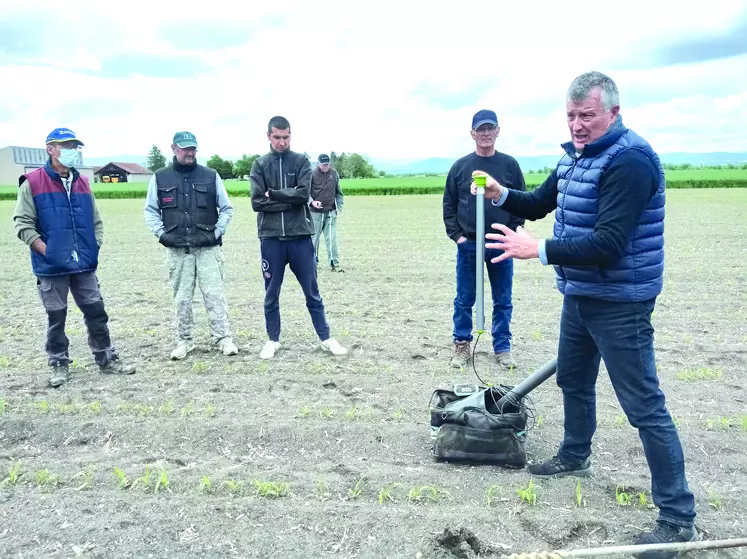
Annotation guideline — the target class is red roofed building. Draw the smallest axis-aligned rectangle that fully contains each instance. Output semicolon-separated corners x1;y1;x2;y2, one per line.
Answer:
94;162;153;183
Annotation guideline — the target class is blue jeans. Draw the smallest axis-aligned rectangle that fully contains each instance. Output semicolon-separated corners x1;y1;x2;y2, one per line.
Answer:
452;240;513;353
557;295;696;528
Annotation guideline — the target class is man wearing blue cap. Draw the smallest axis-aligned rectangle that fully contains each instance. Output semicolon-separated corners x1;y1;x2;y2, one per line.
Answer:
443;110;526;370
144;131;239;360
13;128;136;387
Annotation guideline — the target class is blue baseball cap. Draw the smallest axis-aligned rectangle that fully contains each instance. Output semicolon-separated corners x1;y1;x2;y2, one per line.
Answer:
46;127;84;146
471;110;499;130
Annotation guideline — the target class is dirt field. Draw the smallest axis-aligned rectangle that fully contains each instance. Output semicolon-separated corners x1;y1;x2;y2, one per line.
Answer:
1;190;745;558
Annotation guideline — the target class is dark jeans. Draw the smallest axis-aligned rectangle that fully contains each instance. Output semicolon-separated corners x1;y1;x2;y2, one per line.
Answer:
453;239;513;353
36;272;118;367
557;295;696;527
260;237;331;342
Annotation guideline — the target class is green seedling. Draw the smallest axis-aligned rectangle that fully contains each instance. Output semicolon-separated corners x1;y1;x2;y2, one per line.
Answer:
535;415;544;427
56;401;79;414
348;477;365;500
69;359;86;370
575;480;585;507
34;400;50;414
0;398;7;415
638;492;648;507
706;419;715;430
133;465;154;490
223;480;244;495
35;469;61;491
155;469;169;493
251;480;288;498
3;461;23;486
615;485;631;506
74;468;94;491
117;401;135;414
204;402;216;418
675;368;723;382
136;404;154;416
0;356;9;367
614;415;626;428
530;330;544;341
321;407;334;419
378;482;401;505
742;416;747;432
407;485;449;503
708;490;723;510
88;401;101;415
199;475;211;494
192;361;209;374
181;401;195;417
159;401;175;416
113;467;129;490
672;416;680;429
517;479;537;506
316;479;330;501
719;417;730;430
486;485;503;507
392;408;405;422
344;406;359;420
297;406;311;418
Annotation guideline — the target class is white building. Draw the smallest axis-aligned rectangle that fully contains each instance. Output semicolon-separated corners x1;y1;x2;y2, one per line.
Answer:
0;145;95;186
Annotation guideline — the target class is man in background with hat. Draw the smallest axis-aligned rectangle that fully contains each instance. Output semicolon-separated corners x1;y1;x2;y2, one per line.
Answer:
442;110;526;370
310;153;345;272
144;131;239;360
13;128;137;387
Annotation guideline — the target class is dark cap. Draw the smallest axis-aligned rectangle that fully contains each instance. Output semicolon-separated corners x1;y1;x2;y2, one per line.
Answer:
318;154;330;164
471;109;499;130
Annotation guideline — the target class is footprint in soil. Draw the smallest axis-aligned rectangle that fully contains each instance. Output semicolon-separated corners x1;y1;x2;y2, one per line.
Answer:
420;527;485;559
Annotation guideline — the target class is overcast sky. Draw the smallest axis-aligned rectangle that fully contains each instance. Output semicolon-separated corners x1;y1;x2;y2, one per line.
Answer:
1;1;746;164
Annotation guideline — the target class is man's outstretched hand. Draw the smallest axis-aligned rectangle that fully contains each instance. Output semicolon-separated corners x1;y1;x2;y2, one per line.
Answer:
485;224;539;263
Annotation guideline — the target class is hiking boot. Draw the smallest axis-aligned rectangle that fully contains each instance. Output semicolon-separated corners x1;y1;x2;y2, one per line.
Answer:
260;340;280;360
219;338;239;356
331;264;344;273
321;338;347;356
99;359;136;375
170;341;195;360
527;454;594;479
632;522;699;558
49;364;70;388
495;351;517;369
450;341;471;368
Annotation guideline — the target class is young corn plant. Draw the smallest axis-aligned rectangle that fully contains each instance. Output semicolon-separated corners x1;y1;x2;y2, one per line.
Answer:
344;406;359;421
204;402;216;418
192;361;209;374
199;475;212;494
0;398;7;415
35;469;61;491
348;477;365;500
297;406;311;418
321;407;334;420
74;468;94;491
615;485;631;506
133;465;154;491
407;485;450;503
3;461;23;486
154;469;169;494
575;480;585;507
638;492;648;507
517;479;537;506
675;368;723;382
316;479;331;501
33;400;50;414
181;401;195;417
159;400;175;416
741;415;747;432
88;401;101;415
113;467;130;490
251;480;289;498
223;479;244;496
378;482;401;505
486;485;503;507
708;490;724;510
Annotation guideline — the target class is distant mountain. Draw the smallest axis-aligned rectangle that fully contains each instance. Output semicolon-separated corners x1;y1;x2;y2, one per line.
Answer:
373;152;747;175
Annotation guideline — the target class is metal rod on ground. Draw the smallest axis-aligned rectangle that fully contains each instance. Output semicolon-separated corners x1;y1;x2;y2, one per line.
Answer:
498;536;747;558
495;357;557;408
475;183;485;334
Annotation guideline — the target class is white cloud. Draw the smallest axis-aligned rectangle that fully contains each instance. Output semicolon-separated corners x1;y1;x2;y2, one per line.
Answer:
1;0;746;166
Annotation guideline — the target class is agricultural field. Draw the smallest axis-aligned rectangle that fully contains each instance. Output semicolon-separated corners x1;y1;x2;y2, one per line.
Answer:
1;167;746;200
0;190;746;558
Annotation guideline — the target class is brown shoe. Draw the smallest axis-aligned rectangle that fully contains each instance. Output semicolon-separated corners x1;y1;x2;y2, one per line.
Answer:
495;351;517;370
450;341;471;368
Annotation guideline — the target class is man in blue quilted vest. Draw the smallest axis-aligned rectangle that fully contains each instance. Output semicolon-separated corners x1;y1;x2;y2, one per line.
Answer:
13;128;136;388
472;72;697;555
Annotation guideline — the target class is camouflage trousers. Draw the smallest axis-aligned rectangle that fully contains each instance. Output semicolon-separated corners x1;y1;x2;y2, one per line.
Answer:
166;246;231;343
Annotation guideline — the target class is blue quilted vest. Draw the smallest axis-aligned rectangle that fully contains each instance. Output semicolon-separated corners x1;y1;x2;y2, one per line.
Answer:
553;117;666;302
23;161;99;277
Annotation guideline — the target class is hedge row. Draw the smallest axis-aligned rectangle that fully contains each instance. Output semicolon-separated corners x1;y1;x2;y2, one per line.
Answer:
0;179;745;201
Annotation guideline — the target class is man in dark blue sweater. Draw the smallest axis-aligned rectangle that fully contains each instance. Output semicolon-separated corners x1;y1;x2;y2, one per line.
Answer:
443;109;526;370
473;71;697;557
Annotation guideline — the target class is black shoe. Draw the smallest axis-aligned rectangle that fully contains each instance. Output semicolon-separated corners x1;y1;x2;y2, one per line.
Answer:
527;454;593;479
99;360;136;375
633;522;699;558
49;364;70;388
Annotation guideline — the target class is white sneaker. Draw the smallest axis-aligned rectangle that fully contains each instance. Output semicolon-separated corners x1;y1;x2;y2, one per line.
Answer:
260;340;280;360
219;338;239;356
170;341;195;360
320;338;347;356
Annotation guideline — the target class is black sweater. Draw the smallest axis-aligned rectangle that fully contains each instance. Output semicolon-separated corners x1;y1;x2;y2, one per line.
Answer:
501;149;659;266
443;151;526;242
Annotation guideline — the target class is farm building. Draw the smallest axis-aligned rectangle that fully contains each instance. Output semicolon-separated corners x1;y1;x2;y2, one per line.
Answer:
0;145;95;186
94;162;153;183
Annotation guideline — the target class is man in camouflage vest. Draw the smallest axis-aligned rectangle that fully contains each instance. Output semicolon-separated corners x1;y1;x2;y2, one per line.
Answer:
144;131;239;360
